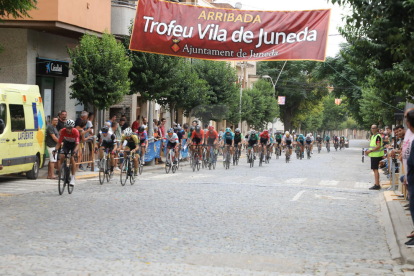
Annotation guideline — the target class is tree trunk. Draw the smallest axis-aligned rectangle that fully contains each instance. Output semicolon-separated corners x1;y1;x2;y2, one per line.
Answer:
170;103;175;128
284;109;292;133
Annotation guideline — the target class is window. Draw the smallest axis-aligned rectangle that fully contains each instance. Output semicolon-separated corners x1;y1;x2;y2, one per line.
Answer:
9;104;25;132
0;104;6;134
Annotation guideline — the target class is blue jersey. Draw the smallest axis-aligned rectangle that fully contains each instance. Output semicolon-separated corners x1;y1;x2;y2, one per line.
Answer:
325;135;330;141
222;132;234;141
297;134;305;142
270;136;274;143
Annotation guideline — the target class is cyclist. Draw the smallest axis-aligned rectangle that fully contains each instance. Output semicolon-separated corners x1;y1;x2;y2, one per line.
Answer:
297;133;305;158
234;128;243;157
246;130;259;161
206;126;219;162
340;135;345;148
309;133;314;154
259;129;271;159
305;134;313;157
174;126;184;161
187;126;195;157
325;134;330;145
190;125;205;161
120;127;140;176
292;131;297;141
97;126;118;173
316;135;323;151
136;126;148;165
163;128;179;164
334;135;340;148
54;119;79;186
244;131;251;156
221;128;234;163
283;131;294;157
274;131;283;154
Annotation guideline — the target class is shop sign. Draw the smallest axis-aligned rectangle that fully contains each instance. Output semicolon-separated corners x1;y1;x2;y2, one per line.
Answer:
36;58;69;77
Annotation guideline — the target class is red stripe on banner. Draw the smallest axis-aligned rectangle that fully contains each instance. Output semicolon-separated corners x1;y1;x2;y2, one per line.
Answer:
129;0;331;61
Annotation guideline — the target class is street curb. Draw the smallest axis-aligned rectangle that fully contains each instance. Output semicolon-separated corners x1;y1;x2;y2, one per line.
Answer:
383;191;414;265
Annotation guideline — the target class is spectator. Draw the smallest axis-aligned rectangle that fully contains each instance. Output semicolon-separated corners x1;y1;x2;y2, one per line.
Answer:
46;117;60;179
121;114;129;129
56;110;67;132
120;118;128;132
107;114;116;127
75;121;87;171
158;118;167;164
142;117;148;131
192;120;198;127
218;128;224;137
403;109;414;204
132;115;140;132
405;109;414;245
75;110;88;127
85;112;94;138
365;124;384;190
111;121;122;141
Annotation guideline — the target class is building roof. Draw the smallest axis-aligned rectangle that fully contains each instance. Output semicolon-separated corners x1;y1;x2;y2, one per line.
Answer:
211;3;235;9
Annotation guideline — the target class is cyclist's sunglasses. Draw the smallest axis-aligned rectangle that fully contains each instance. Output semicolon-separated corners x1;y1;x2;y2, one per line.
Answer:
102;131;108;134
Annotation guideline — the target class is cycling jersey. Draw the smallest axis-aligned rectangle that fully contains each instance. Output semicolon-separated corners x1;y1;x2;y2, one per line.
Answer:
275;134;283;142
97;131;116;144
316;137;323;143
58;128;80;144
164;133;179;144
206;130;218;139
283;135;293;145
191;130;205;139
259;132;270;139
269;136;274;144
325;136;330;141
247;133;259;142
234;133;243;144
176;131;183;142
305;137;312;144
120;134;140;150
137;131;148;141
297;135;305;142
222;132;234;141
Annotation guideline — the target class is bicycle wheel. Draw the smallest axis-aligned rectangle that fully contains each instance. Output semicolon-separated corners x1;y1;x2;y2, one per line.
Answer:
226;152;230;169
259;151;263;167
276;148;280;159
251;153;255;167
120;160;128;186
106;159;111;182
58;163;66;195
165;152;171;174
130;168;136;185
99;159;105;185
67;165;74;194
192;153;197;172
197;159;201;171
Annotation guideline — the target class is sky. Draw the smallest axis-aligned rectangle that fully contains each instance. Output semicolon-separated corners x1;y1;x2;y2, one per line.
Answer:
213;0;351;57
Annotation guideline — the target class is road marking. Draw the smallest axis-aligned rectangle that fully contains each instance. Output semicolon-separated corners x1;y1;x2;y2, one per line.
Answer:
290;190;306;201
319;180;339;186
286;178;307;184
315;194;355;200
354;182;371;188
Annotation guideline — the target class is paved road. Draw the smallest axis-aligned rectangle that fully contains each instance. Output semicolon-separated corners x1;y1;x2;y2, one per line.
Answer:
0;139;406;275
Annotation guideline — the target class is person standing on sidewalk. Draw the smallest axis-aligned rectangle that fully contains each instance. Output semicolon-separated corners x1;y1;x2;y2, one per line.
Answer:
46;117;60;179
366;124;384;190
403;109;414;245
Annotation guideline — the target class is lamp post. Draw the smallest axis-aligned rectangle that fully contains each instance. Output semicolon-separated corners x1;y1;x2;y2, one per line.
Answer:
263;60;287;135
236;61;253;130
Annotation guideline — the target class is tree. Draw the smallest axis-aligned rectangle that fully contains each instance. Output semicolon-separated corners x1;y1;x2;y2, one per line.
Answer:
241;79;279;130
258;61;329;132
330;0;412;106
320;95;347;132
68;32;132;125
0;0;37;21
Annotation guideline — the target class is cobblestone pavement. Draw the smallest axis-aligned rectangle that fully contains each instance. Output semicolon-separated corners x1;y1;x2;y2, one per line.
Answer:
0;140;408;275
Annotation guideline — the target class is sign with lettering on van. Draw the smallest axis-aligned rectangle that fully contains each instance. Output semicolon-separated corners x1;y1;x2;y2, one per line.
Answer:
36;58;69;77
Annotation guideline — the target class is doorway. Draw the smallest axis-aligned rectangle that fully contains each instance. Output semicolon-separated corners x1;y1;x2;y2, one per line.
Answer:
36;77;55;126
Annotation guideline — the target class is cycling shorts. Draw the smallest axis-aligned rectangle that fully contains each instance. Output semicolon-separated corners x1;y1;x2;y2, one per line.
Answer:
207;138;216;146
276;139;282;144
306;140;312;144
140;139;147;146
101;140;115;151
225;139;233;145
167;141;178;149
286;140;292;146
62;141;76;155
326;139;330;142
234;140;241;146
298;140;304;145
192;137;202;145
260;138;268;145
248;140;258;148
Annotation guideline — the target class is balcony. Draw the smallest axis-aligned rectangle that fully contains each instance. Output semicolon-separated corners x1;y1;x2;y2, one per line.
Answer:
111;1;137;37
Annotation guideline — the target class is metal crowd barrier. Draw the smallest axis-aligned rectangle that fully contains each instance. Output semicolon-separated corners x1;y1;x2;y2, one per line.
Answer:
75;139;96;171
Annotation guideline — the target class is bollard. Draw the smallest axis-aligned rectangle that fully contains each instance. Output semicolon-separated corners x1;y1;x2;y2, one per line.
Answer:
362;148;364;163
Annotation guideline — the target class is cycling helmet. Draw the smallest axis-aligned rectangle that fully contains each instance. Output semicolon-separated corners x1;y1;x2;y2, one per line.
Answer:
307;134;311;138
292;130;296;134
263;129;268;133
317;135;320;138
235;128;241;133
195;125;201;133
247;131;251;135
64;119;75;128
225;127;231;133
285;131;290;135
138;126;145;133
208;126;214;131
251;130;256;135
173;127;179;132
190;126;195;132
101;126;109;133
124;127;133;137
167;128;174;134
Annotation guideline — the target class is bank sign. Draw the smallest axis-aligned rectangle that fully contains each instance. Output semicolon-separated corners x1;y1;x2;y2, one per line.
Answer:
36;58;69;77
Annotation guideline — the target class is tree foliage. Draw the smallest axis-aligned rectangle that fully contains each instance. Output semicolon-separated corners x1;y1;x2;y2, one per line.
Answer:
330;0;412;107
258;61;329;132
0;0;37;21
241;79;279;130
68;32;132;112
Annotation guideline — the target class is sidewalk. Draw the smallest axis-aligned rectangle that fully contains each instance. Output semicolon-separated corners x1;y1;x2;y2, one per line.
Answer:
383;180;414;266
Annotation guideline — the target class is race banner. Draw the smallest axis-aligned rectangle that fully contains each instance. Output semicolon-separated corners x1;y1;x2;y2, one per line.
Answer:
129;0;331;61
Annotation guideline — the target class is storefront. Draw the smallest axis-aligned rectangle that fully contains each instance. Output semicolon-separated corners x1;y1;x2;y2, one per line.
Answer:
35;57;69;125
